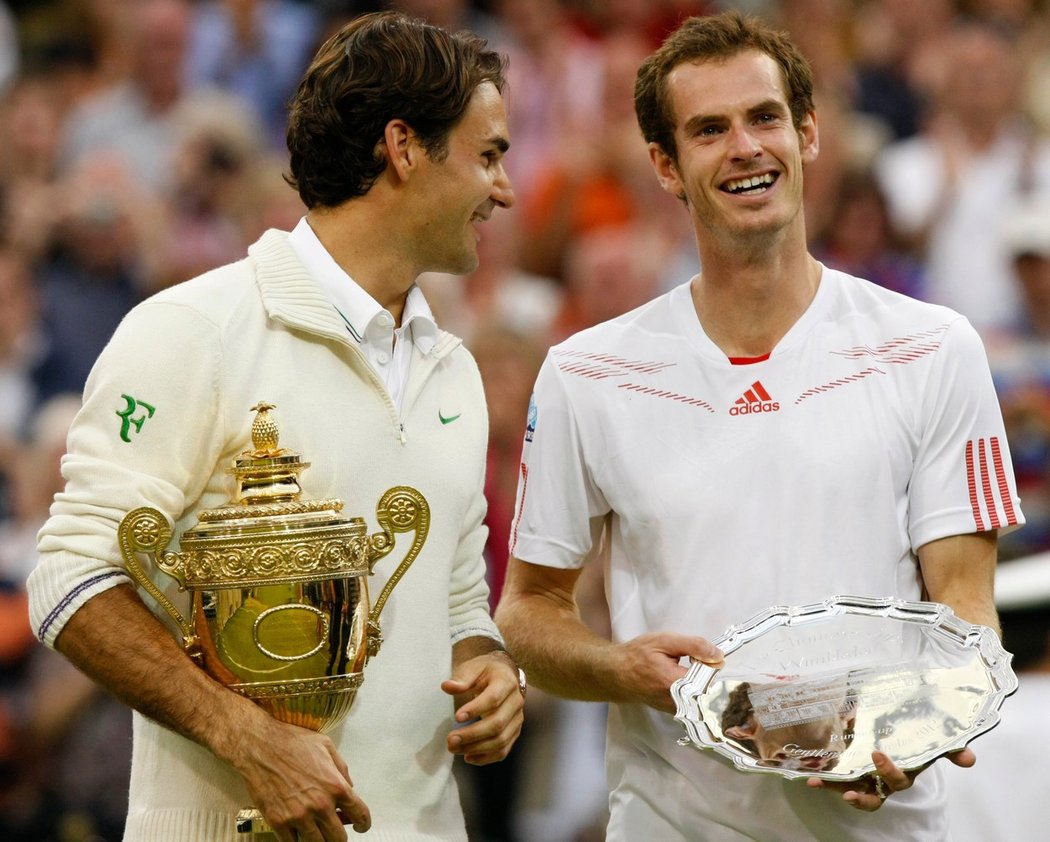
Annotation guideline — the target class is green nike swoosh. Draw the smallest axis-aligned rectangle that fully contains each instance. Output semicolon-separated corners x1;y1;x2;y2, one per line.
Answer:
439;411;462;425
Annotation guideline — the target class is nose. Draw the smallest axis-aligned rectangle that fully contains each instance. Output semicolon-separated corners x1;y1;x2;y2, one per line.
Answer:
726;122;762;161
492;164;516;210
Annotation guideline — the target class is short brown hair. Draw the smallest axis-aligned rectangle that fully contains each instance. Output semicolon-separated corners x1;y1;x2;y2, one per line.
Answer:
635;11;814;161
286;11;506;209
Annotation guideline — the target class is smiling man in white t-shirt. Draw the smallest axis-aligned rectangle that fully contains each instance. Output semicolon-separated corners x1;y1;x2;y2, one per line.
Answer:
496;11;1023;842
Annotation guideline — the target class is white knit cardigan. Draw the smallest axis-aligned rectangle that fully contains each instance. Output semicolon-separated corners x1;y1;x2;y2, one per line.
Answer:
29;230;500;841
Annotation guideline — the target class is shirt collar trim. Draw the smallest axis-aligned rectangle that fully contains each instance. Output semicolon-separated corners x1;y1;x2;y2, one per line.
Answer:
288;218;438;352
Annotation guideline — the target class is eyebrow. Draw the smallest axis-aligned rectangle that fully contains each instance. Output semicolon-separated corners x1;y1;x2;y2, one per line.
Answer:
682;99;789;134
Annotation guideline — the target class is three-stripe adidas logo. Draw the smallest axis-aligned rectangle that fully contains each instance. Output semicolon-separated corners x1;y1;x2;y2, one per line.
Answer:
730;380;780;416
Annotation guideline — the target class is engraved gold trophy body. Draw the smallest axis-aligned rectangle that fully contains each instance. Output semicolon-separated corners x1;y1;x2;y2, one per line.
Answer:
118;403;429;837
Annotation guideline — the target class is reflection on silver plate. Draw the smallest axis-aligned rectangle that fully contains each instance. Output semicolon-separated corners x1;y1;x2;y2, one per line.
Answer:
671;596;1018;781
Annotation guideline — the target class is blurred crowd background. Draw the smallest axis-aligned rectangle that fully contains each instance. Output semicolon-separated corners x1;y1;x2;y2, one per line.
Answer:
2;0;1050;840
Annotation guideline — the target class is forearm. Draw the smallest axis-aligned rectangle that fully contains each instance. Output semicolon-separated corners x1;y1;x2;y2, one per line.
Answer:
919;531;1000;636
932;580;1000;637
452;634;510;667
496;588;626;703
54;583;271;767
56;585;372;834
497;558;720;711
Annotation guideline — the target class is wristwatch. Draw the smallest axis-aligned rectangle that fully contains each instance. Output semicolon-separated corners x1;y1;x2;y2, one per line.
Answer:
516;667;527;700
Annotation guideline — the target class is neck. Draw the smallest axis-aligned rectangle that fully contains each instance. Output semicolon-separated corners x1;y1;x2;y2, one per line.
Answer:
306;205;417;326
691;234;820;358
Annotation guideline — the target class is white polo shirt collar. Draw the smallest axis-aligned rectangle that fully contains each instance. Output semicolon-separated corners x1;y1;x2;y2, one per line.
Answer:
287;218;438;404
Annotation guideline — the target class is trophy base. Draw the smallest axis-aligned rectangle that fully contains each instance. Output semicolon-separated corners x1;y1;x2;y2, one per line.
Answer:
236;809;278;839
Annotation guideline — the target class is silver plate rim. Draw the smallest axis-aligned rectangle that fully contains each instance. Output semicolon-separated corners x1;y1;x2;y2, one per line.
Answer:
670;595;1019;780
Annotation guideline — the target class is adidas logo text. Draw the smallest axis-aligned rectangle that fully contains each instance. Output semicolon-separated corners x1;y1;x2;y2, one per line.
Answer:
730;380;780;416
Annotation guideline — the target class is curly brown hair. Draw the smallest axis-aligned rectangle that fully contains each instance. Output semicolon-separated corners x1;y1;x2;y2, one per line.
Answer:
286;11;506;209
634;10;814;163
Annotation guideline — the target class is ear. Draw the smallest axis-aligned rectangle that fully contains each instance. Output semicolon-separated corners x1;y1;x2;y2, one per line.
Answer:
648;142;687;201
380;119;421;183
798;110;819;166
724;722;757;740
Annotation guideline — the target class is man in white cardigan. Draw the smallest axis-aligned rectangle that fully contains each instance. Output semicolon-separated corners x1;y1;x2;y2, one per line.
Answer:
27;11;524;842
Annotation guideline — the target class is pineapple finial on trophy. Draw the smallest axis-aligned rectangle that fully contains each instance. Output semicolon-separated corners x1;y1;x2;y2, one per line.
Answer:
249;401;282;456
233;402;307;505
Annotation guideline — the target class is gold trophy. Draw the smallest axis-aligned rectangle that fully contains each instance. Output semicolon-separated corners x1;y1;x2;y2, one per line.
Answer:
118;402;429;838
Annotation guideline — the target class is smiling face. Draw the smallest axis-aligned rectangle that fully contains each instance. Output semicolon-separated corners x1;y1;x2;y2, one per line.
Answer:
648;49;818;254
412;81;515;276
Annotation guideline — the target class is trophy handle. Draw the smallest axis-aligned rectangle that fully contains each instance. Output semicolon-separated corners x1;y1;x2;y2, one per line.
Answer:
118;507;199;656
365;486;430;658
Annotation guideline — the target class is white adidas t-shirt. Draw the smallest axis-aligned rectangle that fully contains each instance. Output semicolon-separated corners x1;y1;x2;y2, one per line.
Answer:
511;267;1023;842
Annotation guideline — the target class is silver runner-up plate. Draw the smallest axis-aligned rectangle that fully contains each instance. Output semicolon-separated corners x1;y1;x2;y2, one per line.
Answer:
670;596;1018;781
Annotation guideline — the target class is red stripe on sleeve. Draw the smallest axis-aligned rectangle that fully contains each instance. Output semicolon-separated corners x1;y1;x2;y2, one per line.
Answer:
965;440;986;531
509;462;528;556
977;439;1001;529
990;436;1018;525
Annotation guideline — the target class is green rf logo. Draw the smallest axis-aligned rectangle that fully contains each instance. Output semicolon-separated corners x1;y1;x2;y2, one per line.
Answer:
116;395;156;442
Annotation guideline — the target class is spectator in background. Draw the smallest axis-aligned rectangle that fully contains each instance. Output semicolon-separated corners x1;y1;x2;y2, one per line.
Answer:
551;224;670;342
1017;3;1050;135
572;0;716;48
0;75;59;188
0;248;44;522
15;2;103;115
0;74;65;265
389;0;505;44
0;396;81;587
489;0;605;208
999;197;1050;342
769;2;893;246
235;152;309;245
519;30;691;283
58;0;200;191
0;248;42;446
813;171;926;300
0;393;132;842
153;91;267;290
185;0;324;150
31;152;156;404
960;0;1044;30
875;18;1050;338
849;0;957;141
985;198;1050;559
0;2;17;93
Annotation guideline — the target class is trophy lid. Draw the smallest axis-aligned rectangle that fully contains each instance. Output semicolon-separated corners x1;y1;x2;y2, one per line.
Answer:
229;400;312;506
180;402;358;544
